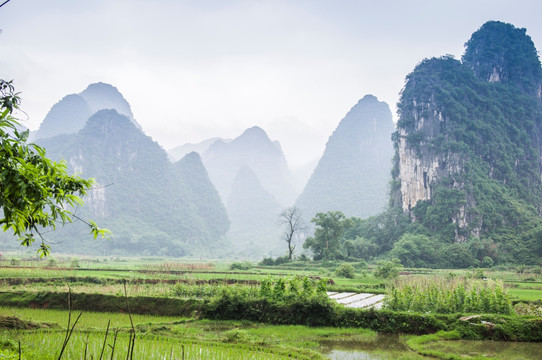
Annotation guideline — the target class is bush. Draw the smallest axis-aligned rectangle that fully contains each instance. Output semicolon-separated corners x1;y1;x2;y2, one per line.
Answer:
259;257;274;266
374;259;403;279
47;258;57;268
273;256;289;265
9;258;19;266
258;256;289;266
229;261;252;270
297;254;309;261
335;263;355;278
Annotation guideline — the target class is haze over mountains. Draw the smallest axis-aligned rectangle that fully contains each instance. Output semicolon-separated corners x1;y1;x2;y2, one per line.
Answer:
31;83;139;141
8;20;541;264
296;94;395;221
34;109;229;256
10;79;397;257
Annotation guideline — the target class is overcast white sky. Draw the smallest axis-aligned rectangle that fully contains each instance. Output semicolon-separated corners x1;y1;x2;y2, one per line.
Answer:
1;0;541;167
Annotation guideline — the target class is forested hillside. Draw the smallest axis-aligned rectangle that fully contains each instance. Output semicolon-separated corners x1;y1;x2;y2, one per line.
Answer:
31;110;229;256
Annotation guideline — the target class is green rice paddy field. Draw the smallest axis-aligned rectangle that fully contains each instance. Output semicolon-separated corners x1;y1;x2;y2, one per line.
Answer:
0;256;541;359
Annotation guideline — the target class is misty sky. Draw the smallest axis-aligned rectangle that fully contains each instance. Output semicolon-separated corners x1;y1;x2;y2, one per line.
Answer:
1;0;541;167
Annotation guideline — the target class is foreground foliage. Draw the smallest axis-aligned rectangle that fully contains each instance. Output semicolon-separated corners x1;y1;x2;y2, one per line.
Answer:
0;80;108;256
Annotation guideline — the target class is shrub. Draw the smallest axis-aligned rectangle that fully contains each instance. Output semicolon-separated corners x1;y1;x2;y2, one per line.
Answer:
335;263;355;278
258;256;289;266
259;257;274;266
273;255;289;265
470;268;485;279
374;259;403;279
229;261;252;270
297;254;309;261
47;258;57;268
9;258;19;266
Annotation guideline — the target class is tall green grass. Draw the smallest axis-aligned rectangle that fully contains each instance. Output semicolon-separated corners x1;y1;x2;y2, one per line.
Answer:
384;277;512;314
171;282;260;299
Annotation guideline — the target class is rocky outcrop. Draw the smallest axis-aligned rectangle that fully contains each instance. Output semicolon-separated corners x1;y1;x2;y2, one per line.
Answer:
393;21;542;244
396;106;463;212
463;21;542;100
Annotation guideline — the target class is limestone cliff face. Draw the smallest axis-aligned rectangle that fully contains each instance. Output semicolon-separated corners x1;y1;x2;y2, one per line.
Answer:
397;105;464;212
395;91;477;241
392;21;542;243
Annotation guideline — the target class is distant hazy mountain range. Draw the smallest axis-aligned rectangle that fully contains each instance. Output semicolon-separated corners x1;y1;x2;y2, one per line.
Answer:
19;84;229;256
31;82;140;141
296;94;395;221
15;79;399;258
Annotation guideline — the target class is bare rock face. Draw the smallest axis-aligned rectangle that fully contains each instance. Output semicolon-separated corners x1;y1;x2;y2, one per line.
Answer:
397;106;463;212
395;85;477;242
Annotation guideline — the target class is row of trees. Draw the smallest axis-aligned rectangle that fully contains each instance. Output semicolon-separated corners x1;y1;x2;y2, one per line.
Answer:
277;206;509;268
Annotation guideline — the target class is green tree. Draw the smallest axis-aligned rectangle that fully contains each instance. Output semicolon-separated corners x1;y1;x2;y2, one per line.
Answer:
481;256;494;268
303;211;346;260
0;80;108;255
335;262;355;278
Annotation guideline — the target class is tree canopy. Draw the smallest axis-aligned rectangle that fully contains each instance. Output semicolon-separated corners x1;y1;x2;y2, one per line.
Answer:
0;80;107;255
303;211;346;260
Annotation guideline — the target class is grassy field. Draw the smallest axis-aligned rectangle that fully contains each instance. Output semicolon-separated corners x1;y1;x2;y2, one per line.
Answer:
0;256;541;359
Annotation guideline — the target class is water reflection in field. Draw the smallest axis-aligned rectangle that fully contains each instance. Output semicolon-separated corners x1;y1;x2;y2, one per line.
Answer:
423;339;542;359
322;334;542;360
322;334;416;360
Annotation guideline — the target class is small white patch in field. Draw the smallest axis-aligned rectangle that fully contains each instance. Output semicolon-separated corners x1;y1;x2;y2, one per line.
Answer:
328;292;385;309
335;293;374;305
328;292;357;300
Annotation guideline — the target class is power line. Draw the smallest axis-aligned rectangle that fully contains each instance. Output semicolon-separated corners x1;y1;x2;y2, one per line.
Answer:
0;1;12;9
